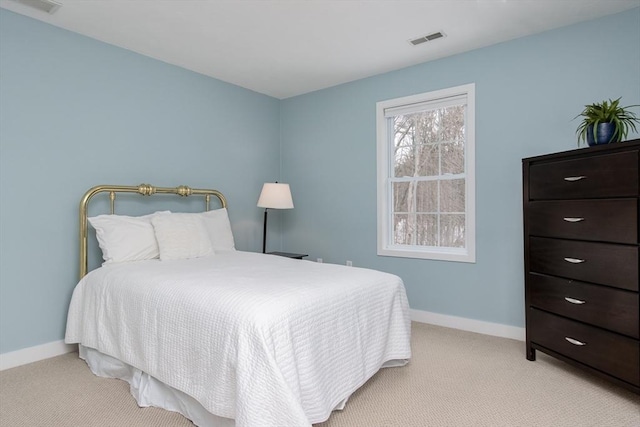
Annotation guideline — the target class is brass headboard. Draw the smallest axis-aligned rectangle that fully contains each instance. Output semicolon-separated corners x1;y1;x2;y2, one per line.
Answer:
79;183;227;279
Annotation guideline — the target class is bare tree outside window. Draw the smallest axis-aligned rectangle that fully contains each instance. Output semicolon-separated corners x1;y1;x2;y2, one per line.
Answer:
391;105;466;248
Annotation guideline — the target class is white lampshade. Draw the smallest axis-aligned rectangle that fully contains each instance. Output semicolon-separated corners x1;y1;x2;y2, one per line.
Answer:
257;183;294;209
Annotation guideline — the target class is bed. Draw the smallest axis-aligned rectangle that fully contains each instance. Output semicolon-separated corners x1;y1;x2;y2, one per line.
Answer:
65;184;412;427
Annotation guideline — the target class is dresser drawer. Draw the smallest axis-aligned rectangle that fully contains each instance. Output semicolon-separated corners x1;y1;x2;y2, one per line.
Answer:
528;273;639;338
529;151;639;200
529;237;638;291
528;199;638;244
528;308;639;386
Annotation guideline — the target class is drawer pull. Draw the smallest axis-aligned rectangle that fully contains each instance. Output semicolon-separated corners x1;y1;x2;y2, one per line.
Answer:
565;337;587;346
563;257;585;264
564;297;586;305
563;175;586;182
562;217;584;223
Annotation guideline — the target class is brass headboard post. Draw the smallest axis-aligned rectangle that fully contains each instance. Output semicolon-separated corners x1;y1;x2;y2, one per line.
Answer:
79;184;227;279
109;191;116;214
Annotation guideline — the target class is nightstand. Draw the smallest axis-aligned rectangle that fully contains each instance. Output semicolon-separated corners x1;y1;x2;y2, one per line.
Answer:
267;251;308;260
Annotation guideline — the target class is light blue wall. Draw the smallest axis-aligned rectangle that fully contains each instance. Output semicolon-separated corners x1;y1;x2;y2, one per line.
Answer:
280;9;640;328
0;10;281;353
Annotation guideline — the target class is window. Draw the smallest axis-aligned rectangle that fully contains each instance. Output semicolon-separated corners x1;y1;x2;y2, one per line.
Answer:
376;83;475;262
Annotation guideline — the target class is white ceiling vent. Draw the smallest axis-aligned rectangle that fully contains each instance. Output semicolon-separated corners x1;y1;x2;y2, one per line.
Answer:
10;0;62;14
409;31;446;46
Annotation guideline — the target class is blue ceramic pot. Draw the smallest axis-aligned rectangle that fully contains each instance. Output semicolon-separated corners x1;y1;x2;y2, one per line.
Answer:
586;123;617;146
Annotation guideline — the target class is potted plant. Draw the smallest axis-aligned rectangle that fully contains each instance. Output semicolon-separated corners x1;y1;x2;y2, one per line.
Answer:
575;97;640;146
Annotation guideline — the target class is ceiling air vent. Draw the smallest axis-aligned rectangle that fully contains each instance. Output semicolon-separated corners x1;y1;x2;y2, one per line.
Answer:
10;0;62;14
409;31;445;46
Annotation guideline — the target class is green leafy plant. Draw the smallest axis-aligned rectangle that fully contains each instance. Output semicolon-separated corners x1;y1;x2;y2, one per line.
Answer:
575;97;640;145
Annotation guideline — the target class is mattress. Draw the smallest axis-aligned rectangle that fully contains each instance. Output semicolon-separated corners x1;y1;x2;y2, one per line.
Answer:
65;251;411;426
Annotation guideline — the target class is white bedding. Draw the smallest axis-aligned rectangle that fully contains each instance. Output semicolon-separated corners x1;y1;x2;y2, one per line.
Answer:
65;251;411;426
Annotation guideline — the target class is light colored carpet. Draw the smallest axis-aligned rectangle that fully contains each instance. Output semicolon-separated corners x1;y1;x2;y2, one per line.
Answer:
1;322;638;426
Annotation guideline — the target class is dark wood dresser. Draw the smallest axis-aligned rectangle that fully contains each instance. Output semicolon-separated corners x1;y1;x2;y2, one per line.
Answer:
523;138;640;393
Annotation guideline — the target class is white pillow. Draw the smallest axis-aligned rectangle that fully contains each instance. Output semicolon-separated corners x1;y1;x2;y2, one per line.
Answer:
151;213;214;261
200;208;236;251
88;211;169;264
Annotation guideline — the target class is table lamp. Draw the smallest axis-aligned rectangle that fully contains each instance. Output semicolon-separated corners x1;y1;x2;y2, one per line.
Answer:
257;182;294;253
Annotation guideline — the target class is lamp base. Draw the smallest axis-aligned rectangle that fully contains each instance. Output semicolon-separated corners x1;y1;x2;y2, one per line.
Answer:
262;209;268;253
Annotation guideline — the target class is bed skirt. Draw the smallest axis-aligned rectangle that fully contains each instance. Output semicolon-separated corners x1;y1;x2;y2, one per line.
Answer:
80;345;234;427
79;345;407;426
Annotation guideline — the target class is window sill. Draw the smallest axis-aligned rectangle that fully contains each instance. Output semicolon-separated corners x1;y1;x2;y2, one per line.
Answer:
377;246;475;263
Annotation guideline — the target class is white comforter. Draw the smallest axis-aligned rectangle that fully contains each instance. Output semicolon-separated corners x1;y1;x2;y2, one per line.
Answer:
65;251;411;426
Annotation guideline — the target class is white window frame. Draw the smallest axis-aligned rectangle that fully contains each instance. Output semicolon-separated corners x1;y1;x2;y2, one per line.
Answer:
376;83;476;263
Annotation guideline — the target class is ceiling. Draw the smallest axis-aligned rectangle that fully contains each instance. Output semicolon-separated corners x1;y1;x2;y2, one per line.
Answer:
1;0;639;99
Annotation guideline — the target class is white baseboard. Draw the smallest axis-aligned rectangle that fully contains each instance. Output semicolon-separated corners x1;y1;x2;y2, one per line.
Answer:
0;340;78;371
411;309;525;341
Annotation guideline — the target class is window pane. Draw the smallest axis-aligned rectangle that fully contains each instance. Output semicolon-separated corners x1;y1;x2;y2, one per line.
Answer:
440;179;465;213
393;182;412;213
416;214;438;246
393;115;415;178
416;181;438;213
413;112;434;143
440;105;465;143
393;214;412;245
440;214;465;247
415;142;439;177
441;141;464;175
394;145;414;177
